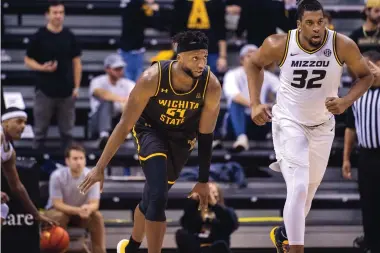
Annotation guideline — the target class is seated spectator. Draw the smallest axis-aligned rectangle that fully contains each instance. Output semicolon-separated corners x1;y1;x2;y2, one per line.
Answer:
223;45;280;151
45;143;105;253
89;54;135;148
176;182;239;253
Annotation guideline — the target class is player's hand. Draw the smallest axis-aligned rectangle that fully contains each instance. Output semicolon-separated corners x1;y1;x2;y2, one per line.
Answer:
325;97;349;115
368;61;380;79
37;213;59;226
342;160;352;180
188;183;210;211
1;192;9;203
251;104;272;126
78;166;105;194
208;192;217;206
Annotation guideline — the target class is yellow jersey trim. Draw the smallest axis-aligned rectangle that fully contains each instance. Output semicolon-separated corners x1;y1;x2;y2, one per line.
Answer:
139;153;167;161
202;66;211;99
296;28;328;54
154;61;162;96
169;61;199;95
168;180;175;185
333;31;343;66
279;30;291;67
131;126;140;153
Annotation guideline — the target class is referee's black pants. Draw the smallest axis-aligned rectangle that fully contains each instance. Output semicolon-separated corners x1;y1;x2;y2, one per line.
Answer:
358;148;380;253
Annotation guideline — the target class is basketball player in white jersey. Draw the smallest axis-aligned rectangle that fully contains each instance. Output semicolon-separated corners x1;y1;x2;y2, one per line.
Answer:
244;0;374;252
1;107;56;225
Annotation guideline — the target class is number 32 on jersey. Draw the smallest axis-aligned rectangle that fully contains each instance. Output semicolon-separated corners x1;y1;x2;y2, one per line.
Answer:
291;69;327;89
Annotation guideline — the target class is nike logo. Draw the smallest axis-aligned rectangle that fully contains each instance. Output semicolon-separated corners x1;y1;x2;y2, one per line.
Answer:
290;53;299;56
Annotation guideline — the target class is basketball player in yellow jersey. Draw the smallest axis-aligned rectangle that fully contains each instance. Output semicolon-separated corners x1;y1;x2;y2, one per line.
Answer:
244;0;374;252
79;31;222;253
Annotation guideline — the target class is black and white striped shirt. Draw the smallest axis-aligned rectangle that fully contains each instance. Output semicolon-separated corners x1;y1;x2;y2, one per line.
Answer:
346;87;380;149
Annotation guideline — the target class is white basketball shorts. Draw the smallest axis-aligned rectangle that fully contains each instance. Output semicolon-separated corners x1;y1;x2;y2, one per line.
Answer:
269;104;335;184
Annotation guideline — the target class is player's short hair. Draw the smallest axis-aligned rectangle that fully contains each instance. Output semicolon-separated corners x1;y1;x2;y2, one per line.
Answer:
297;0;324;20
363;50;380;63
65;142;86;158
46;0;64;12
172;31;209;54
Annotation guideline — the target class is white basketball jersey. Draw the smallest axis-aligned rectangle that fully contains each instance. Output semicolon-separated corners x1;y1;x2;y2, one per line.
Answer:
277;28;343;126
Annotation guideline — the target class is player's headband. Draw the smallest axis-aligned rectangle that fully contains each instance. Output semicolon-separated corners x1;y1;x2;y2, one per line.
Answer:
176;41;208;54
1;108;27;122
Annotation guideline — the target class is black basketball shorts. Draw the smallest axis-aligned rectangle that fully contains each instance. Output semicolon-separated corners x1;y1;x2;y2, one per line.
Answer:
132;121;196;185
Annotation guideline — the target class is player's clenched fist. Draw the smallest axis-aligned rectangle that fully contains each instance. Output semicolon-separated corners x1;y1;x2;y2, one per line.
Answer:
325;97;349;115
251;104;272;126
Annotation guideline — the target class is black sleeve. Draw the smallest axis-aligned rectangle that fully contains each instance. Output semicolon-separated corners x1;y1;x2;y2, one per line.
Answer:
345;106;356;129
214;0;226;41
210;204;239;235
26;32;40;60
69;30;81;58
180;198;203;233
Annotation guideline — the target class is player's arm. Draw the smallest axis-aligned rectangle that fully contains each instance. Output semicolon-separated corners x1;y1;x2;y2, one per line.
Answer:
94;65;159;171
336;33;374;107
243;34;286;107
197;73;222;183
2;151;40;218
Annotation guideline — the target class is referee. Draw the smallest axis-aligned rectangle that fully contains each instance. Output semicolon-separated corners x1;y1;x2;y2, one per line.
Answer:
342;50;380;253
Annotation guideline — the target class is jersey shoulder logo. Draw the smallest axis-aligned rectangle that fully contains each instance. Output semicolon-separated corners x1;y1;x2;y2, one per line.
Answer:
323;49;331;57
196;92;201;99
161;88;168;93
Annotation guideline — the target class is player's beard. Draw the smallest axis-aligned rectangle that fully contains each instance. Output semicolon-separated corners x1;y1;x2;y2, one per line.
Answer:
309;37;322;47
181;65;198;79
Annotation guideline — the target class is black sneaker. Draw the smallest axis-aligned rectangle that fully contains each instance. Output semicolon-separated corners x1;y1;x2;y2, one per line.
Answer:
270;226;289;253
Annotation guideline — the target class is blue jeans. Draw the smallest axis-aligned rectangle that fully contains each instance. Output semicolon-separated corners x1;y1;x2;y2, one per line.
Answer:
228;101;271;140
120;50;144;82
229;101;247;137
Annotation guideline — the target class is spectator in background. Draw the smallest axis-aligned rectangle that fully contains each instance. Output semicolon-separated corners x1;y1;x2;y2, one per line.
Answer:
222;45;279;152
24;1;82;150
342;50;380;253
236;0;291;47
172;0;228;75
89;54;135;149
119;0;160;82
324;11;334;30
349;0;380;53
45;143;105;253
176;182;239;253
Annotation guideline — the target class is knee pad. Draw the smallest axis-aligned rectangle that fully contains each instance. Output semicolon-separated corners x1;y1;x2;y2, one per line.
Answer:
145;189;168;222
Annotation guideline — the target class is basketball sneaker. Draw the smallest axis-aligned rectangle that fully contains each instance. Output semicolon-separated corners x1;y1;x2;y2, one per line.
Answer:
117;239;129;253
270;226;290;253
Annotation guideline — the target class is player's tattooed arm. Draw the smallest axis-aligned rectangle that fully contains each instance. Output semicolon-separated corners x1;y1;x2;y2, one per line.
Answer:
95;64;159;170
196;73;221;185
244;34;287;125
336;33;374;106
199;73;222;134
243;34;286;107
